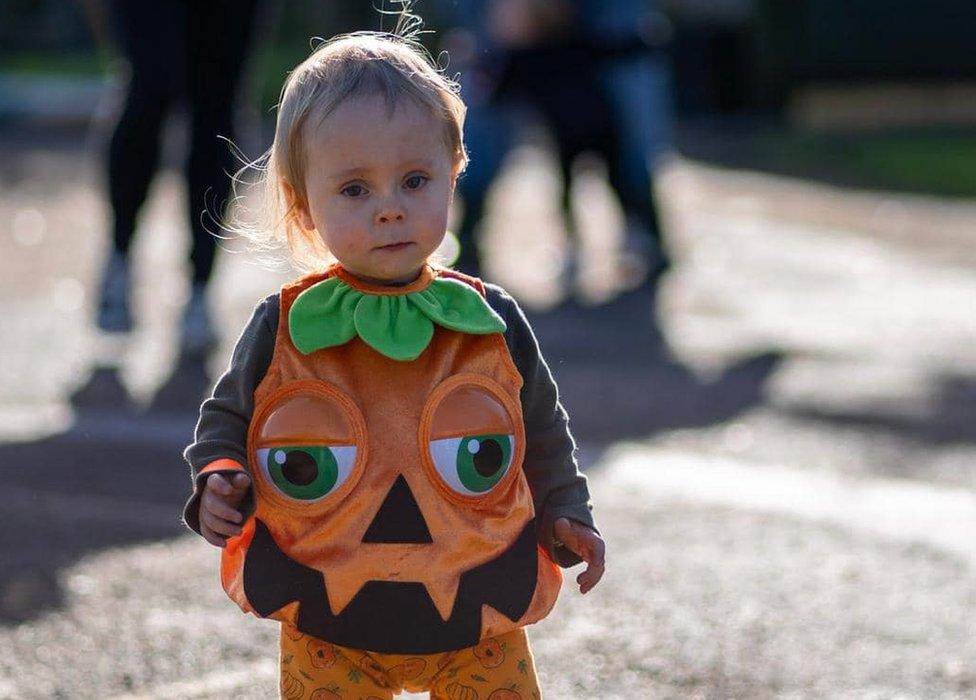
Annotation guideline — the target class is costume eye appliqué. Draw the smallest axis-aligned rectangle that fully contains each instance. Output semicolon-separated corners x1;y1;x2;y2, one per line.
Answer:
256;445;357;501
428;434;514;495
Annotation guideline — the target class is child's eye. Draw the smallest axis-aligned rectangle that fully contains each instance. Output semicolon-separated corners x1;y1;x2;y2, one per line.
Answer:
403;174;429;190
341;183;368;198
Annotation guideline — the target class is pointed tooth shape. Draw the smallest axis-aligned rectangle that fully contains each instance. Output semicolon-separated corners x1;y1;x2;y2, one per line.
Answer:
424;577;461;622
323;568;368;616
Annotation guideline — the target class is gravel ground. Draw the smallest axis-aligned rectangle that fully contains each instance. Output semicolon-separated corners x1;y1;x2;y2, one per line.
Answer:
2;471;975;699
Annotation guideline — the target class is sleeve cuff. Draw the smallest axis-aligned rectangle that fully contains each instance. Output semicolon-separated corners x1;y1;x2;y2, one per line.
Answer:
538;503;599;568
182;459;254;536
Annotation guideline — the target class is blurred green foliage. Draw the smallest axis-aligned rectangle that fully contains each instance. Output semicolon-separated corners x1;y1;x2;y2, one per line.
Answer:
0;53;106;77
742;130;976;198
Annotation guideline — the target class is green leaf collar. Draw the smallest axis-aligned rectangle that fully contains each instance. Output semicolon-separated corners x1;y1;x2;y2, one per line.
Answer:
288;272;506;361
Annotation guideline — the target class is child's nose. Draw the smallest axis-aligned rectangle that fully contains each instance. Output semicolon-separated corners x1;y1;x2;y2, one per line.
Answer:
375;206;405;225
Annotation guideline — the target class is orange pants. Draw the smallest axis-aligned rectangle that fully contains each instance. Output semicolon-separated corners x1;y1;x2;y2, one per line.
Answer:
278;624;541;699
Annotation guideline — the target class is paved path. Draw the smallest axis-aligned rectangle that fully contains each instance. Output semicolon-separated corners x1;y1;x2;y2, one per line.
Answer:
1;129;975;698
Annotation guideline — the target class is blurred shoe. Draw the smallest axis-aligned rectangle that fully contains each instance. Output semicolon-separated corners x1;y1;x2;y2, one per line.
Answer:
562;247;581;290
181;283;217;355
97;251;133;332
617;221;671;292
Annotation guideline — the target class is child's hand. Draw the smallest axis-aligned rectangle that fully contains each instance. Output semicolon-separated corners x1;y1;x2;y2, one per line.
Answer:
199;472;252;547
553;517;606;594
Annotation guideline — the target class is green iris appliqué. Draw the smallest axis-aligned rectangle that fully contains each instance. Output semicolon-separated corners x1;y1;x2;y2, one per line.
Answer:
429;434;514;495
255;445;357;501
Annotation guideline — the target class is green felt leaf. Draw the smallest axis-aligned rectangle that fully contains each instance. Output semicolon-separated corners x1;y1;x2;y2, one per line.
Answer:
354;293;434;361
409;278;507;335
287;272;507;361
288;276;359;354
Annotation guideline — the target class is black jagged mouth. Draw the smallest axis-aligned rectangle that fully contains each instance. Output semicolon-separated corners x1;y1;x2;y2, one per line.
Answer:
243;518;539;654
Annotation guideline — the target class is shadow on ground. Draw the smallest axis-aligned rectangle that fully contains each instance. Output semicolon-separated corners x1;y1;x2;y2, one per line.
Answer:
0;353;212;625
0;288;782;625
787;373;976;447
528;286;781;447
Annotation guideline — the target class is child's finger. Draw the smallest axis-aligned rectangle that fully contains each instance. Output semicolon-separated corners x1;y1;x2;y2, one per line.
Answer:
201;510;242;539
203;497;243;524
577;558;605;594
206;472;233;496
552;518;607;593
576;552;606;593
200;524;227;548
575;532;606;594
554;518;601;557
586;535;606;570
230;472;251;492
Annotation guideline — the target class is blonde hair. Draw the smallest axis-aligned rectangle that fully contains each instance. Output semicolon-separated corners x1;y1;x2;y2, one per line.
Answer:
235;29;468;272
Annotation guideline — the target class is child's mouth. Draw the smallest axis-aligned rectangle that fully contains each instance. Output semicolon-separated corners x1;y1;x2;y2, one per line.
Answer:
376;242;414;252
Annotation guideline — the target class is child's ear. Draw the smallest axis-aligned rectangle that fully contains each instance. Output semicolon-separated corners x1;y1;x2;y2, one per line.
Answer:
282;180;315;232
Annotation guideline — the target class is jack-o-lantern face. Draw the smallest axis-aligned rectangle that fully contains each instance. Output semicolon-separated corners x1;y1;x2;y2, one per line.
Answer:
234;372;556;653
220;272;563;655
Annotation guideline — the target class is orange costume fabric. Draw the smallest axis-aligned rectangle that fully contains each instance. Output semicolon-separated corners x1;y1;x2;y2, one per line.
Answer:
218;264;563;658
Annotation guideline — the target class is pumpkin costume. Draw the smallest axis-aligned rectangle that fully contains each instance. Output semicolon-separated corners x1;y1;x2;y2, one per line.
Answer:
184;264;595;697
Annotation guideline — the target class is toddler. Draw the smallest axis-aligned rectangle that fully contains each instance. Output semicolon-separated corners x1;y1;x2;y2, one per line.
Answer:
183;27;604;700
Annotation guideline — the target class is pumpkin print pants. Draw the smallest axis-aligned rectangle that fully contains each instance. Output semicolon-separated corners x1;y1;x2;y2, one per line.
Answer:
279;624;541;700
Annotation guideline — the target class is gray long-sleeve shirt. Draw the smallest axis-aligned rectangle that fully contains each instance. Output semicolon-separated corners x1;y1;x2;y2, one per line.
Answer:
183;283;595;567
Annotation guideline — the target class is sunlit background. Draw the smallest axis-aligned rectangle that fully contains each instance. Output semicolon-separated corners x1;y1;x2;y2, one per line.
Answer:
1;1;975;698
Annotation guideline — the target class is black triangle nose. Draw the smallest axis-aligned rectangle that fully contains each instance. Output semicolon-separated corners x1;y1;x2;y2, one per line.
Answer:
362;475;433;544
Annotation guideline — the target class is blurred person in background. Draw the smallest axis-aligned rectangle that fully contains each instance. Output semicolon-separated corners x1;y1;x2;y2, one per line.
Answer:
446;0;672;296
577;0;673;286
442;0;513;278
94;0;263;353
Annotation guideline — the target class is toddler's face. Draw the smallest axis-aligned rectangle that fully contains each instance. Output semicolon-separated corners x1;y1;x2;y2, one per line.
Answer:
293;94;459;285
